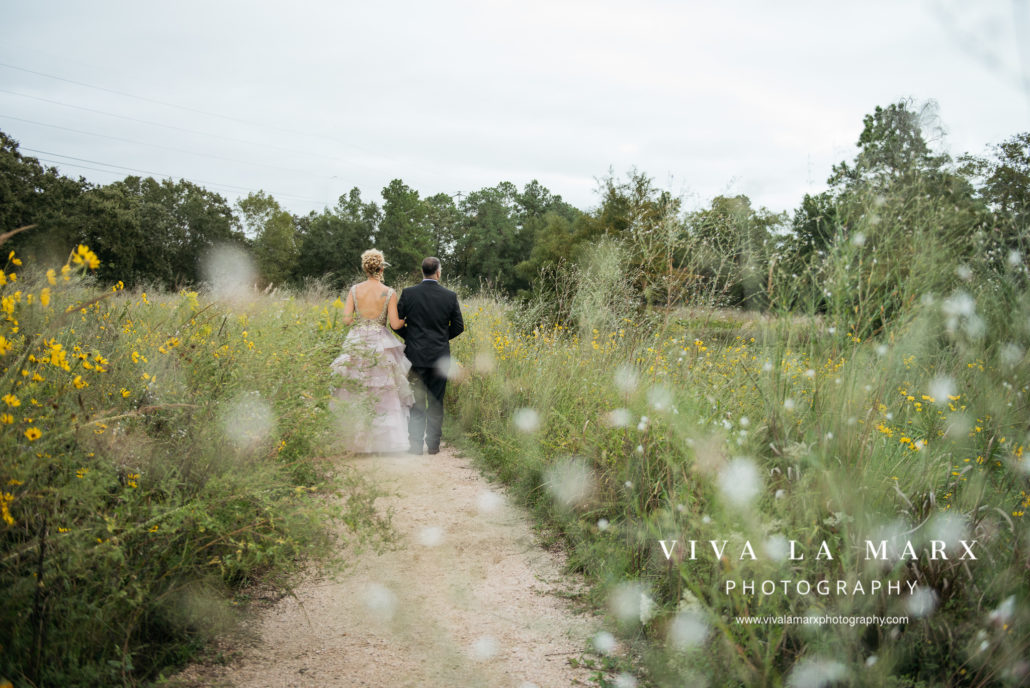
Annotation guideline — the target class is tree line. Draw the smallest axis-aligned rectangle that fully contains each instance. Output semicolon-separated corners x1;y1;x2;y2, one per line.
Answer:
2;99;1026;323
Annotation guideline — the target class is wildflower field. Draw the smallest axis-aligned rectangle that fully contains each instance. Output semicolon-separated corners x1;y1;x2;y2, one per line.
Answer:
2;100;1027;685
449;250;1030;685
1;229;1027;686
0;242;389;686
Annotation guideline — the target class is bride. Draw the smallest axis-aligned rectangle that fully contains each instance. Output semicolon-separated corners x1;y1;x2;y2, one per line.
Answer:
329;249;414;453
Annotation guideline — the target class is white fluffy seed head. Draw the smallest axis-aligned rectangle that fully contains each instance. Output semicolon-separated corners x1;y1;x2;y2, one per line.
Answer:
608;581;654;625
928;512;967;553
476;490;504;514
764;534;789;561
607;408;632;427
544;457;595;509
470;635;498;661
362;583;397;621
928;376;956;406
614;673;638;688
667;611;709;650
202;244;257;302
513;407;540;433
220;391;275;452
434;355;461;380
647;385;673;411
906;586;937;618
787;658;848;688
593;630;617;655
614;365;638;393
416;525;445;547
474;351;495;374
718;457;762;506
1000;343;1025;369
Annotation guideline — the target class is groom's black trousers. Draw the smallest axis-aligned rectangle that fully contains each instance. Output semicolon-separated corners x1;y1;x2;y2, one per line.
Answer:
408;366;446;452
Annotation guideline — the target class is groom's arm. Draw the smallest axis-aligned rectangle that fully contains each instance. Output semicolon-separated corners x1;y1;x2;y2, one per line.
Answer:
393;288;408;338
447;294;464;339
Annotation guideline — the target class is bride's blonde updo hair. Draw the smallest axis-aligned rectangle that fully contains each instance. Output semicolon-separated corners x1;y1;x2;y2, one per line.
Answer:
360;248;388;277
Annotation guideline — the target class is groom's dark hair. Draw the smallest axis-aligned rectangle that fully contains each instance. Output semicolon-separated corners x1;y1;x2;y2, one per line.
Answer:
422;256;441;276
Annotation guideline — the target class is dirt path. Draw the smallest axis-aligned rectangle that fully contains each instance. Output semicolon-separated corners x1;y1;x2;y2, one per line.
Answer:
176;445;602;687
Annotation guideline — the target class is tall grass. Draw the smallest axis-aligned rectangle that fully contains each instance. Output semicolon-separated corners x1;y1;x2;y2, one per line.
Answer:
449;192;1030;685
0;244;390;686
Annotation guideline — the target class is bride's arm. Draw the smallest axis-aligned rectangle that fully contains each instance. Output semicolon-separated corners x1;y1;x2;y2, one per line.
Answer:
342;289;355;325
387;291;405;330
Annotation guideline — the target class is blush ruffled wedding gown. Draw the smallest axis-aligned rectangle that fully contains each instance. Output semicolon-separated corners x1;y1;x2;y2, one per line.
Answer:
329;285;414;453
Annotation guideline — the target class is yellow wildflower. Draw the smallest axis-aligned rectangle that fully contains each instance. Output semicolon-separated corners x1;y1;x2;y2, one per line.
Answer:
70;244;100;269
24;427;41;441
1;492;15;525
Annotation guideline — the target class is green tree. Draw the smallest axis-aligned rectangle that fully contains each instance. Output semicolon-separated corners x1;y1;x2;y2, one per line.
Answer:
788;192;839;263
80;177;241;288
238;191;298;286
376;179;433;281
0;131;88;264
790;100;986;336
77;180;150;285
294;188;378;288
423;192;461;264
515;211;578;291
959;131;1030;264
687;195;783;309
828;100;950;191
452;182;528;293
570;171;685;307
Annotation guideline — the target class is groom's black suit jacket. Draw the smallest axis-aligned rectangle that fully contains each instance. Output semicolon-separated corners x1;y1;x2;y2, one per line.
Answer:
394;279;464;368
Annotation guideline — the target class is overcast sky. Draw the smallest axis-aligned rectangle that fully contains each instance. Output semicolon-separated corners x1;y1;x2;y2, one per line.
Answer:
3;0;1027;219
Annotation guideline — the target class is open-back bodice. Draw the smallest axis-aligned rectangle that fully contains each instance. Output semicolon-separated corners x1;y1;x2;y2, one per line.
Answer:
350;284;394;327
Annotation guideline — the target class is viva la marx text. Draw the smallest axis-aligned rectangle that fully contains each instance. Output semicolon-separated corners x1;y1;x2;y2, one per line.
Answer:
659;539;978;561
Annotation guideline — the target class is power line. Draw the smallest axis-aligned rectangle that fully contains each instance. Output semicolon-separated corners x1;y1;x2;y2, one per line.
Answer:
27;149;327;206
0;86;366;166
0;60;277;128
0;112;318;176
0;60;388;159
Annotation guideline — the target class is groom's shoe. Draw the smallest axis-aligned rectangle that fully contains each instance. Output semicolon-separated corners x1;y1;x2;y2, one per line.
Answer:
427;446;440;455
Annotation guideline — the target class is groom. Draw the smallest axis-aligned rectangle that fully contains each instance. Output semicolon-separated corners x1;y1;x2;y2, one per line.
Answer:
395;256;464;455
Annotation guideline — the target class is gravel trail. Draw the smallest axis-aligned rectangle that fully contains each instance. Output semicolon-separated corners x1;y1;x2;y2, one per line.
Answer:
176;445;601;688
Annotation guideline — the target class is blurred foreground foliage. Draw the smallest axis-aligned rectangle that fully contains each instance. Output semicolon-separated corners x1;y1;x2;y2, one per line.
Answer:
0;243;390;686
448;103;1030;686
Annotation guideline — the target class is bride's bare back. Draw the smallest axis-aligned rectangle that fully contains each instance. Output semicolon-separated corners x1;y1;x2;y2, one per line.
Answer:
345;280;404;329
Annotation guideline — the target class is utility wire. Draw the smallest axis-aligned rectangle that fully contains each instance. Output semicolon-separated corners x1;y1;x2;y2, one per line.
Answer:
0;112;319;176
0;60;389;159
28;149;327;206
0;86;366;166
